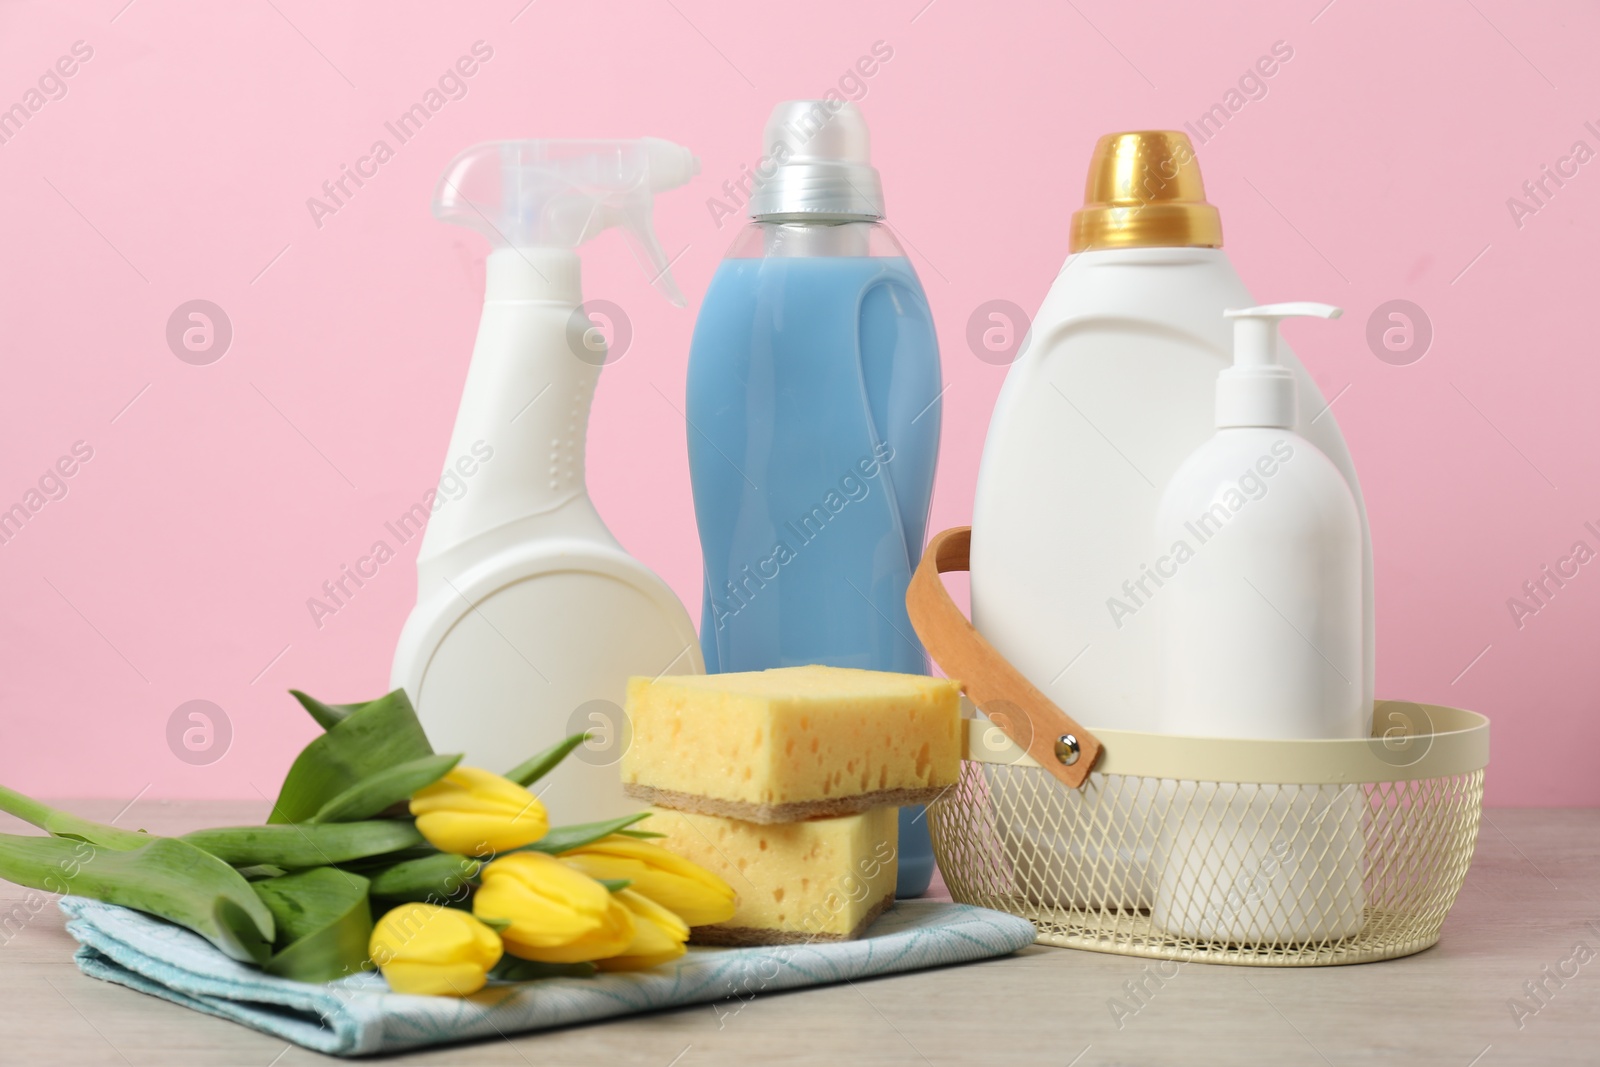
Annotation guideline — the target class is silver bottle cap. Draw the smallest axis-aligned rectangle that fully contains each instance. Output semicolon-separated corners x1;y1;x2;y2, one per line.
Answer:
747;100;885;221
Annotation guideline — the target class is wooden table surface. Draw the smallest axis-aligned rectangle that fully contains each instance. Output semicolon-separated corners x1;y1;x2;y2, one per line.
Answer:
0;801;1594;1066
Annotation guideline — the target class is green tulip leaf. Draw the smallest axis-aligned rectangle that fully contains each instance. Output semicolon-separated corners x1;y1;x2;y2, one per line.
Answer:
182;821;425;869
0;833;273;964
308;754;461;825
367;851;483;904
504;732;591;788
254;867;374;983
522;813;651;856
615;829;666;840
289;690;370;732
337;845;438;877
596;878;631;893
270;690;435;825
0;786;151;851
236;865;288;882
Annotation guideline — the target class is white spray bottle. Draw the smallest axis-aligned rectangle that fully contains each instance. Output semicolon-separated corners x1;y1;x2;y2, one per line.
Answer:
392;139;705;820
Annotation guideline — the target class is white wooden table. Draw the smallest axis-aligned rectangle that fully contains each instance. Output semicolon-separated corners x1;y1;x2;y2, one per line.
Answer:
0;801;1593;1065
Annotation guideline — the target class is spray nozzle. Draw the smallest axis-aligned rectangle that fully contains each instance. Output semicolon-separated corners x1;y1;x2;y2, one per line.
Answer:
434;138;700;306
1217;302;1342;429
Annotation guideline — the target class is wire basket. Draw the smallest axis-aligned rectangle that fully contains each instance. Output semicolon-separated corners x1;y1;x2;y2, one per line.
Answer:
929;702;1488;966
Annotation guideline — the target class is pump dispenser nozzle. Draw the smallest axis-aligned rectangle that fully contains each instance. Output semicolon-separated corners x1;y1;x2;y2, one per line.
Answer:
1218;302;1342;428
434;138;699;305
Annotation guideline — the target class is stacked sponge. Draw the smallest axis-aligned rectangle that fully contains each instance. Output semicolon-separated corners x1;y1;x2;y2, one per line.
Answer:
622;665;962;944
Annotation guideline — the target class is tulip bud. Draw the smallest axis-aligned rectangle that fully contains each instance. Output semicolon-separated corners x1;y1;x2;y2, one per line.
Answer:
474;852;635;963
409;767;549;855
369;903;503;997
596;888;691;971
561;834;737;926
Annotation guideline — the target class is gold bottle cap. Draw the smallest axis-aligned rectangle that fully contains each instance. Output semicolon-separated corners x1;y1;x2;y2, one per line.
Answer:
1069;131;1222;252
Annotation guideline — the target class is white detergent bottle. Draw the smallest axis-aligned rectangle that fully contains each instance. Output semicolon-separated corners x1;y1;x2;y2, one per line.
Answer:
1151;302;1365;943
392;139;705;820
969;131;1373;909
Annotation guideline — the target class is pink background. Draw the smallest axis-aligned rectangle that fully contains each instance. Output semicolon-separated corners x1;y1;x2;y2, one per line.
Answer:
0;0;1593;806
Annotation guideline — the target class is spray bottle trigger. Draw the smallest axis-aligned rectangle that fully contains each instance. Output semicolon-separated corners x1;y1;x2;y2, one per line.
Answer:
622;206;687;307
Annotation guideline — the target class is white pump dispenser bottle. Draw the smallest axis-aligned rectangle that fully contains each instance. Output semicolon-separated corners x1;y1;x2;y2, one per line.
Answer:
391;139;705;821
1151;302;1366;943
1154;302;1363;739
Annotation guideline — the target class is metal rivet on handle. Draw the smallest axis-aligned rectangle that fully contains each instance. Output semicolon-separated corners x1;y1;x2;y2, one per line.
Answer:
1054;733;1081;766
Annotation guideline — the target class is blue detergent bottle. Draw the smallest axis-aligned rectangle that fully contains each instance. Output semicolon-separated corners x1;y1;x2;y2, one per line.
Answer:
685;101;943;897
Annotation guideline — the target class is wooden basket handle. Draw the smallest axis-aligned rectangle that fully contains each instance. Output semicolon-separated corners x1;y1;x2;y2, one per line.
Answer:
907;526;1103;788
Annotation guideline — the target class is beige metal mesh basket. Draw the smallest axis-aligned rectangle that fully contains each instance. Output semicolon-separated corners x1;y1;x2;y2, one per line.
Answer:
929;702;1488;966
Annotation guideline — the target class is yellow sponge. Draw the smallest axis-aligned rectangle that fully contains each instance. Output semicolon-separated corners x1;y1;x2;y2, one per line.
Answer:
621;665;961;823
643;806;899;944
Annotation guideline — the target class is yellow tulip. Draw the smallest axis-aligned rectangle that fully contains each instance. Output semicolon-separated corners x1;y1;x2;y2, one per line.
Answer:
473;852;635;963
369;903;503;997
410;767;549;856
596;888;690;971
561;834;737;926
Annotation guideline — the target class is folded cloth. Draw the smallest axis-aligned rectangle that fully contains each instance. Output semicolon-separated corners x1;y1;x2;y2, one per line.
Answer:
60;896;1036;1057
